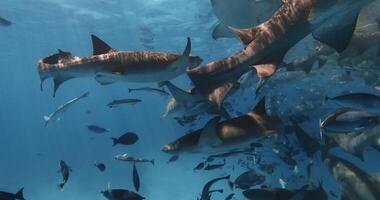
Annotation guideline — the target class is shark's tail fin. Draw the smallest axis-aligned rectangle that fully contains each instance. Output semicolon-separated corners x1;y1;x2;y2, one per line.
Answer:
15;187;25;200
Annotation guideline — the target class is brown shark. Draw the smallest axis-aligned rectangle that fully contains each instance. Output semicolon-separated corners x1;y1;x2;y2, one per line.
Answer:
38;35;202;96
187;0;373;107
324;154;380;200
162;97;283;154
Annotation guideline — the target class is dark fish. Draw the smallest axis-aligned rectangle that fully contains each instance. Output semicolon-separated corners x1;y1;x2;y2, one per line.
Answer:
225;193;234;200
204;159;226;171
94;162;106;172
58;160;72;191
102;185;145;200
193;162;205;171
133;164;140;192
167;155;179;163
0;16;12;27
114;154;155;166
129;87;169;96
234;170;266;190
111;132;139;146
107;99;142;108
320;108;379;133
325;93;380;110
87;125;109;134
303;183;328;200
200;175;231;200
0;188;25;200
243;187;299;200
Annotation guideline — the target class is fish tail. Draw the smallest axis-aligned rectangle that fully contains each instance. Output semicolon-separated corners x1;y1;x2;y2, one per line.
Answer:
111;138;118;146
43;116;50;126
128;89;132;93
57;182;65;191
151;159;155;166
15;187;24;200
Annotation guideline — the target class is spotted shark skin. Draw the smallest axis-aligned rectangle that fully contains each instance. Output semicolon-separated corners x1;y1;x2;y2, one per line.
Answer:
38;35;202;96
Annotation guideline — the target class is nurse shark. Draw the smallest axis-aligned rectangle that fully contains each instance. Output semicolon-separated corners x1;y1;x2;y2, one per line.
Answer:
38;35;202;96
187;0;374;109
162;97;283;154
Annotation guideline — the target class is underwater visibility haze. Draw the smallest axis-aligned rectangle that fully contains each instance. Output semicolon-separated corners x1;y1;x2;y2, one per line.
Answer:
1;0;380;199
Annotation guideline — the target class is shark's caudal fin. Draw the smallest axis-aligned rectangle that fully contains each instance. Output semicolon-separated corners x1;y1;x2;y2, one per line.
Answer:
91;34;117;55
39;49;75;97
15;187;24;200
182;37;191;57
312;11;360;53
212;22;235;40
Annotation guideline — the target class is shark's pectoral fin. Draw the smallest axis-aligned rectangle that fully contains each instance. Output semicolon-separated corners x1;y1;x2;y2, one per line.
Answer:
53;76;73;97
198;116;222;148
212;22;235;40
207;81;236;111
229;26;258;46
161;81;194;106
91;34;117;55
95;72;120;85
312;11;360;53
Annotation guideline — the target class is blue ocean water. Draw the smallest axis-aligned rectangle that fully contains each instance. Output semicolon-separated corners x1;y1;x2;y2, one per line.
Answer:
0;0;380;200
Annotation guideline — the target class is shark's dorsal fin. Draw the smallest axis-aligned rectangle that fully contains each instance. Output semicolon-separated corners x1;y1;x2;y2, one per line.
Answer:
182;37;191;56
162;81;193;106
198;116;222;148
53;76;73;97
57;49;72;60
91;34;116;55
252;97;267;116
312;11;360;52
229;27;258;46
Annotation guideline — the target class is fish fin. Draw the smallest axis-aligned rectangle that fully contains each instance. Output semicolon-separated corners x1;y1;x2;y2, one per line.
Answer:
94;72;119;85
161;81;194;106
15;187;24;200
212;22;235;40
312;11;359;52
53;76;73;97
57;49;73;60
207;81;236;111
110;138;118;146
198;116;222;148
151;159;155;166
252;97;267;116
43;116;50;126
91;34;116;55
182;37;191;56
229;26;257;46
58;183;65;191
